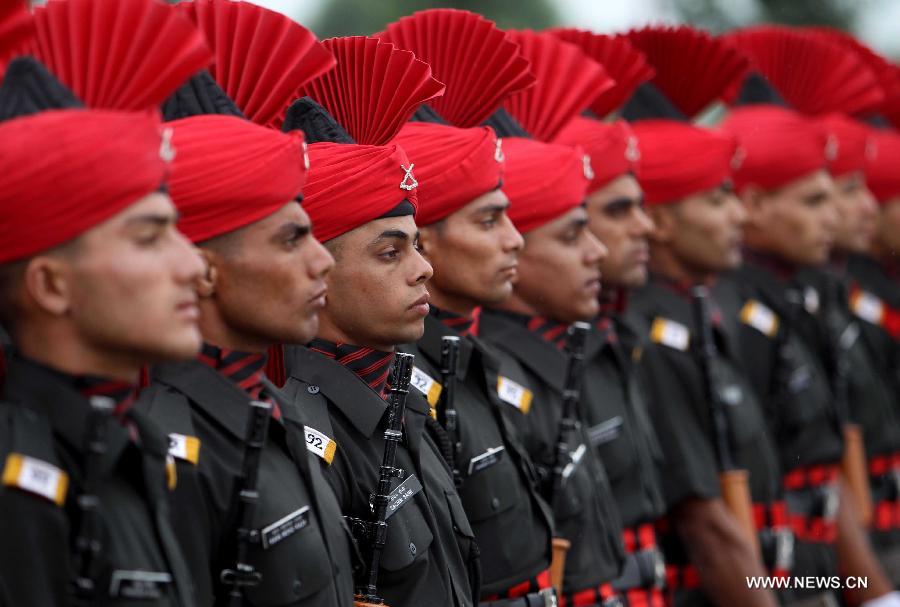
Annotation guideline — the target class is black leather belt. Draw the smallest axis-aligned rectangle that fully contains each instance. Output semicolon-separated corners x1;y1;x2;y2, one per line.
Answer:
480;588;558;607
785;484;839;521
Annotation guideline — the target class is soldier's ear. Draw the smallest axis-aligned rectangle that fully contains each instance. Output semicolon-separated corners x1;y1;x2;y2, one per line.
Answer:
417;224;437;260
23;254;73;317
738;185;767;230
195;248;218;298
646;205;675;244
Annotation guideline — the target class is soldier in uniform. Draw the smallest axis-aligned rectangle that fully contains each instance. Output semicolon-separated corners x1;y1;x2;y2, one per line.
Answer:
475;122;632;605
553;33;672;607
853;128;900;407
718;27;900;605
854;128;900;581
135;63;361;605
797;118;900;585
277;36;479;607
0;63;204;607
385;19;589;605
618;26;787;607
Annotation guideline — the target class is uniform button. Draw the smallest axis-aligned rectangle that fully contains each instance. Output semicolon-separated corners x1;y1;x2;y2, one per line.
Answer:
491;497;500;510
409;542;417;555
292;580;303;595
307;385;320;395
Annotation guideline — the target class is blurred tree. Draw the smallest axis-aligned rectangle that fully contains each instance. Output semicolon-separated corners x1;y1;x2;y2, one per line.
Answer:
672;0;867;33
312;0;558;38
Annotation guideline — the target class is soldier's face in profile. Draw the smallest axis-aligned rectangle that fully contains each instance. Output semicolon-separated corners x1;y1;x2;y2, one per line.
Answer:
875;197;900;254
652;185;746;275
585;174;652;289
317;215;432;350
418;188;523;308
743;169;838;266
200;202;334;346
830;171;878;254
513;205;606;323
44;192;205;365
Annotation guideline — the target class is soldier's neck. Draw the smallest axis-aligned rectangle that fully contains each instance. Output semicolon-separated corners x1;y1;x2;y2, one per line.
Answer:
314;312;396;353
14;321;141;382
648;246;714;287
495;290;540;319
197;299;267;354
426;283;480;319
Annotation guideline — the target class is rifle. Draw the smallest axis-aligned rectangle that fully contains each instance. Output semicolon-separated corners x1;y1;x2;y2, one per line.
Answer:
438;336;462;487
351;352;415;607
220;399;273;604
70;395;115;605
822;279;872;526
691;286;759;556
547;321;590;597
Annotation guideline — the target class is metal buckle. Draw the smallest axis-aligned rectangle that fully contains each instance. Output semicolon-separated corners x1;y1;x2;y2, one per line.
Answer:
821;484;840;521
774;528;795;571
601;596;625;607
891;469;900;499
539;587;558;607
650;547;667;589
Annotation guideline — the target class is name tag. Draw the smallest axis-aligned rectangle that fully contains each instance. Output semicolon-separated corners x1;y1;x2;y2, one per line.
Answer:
167;433;200;465
386;474;424;520
496;376;533;413
649;317;690;351
739;300;779;338
410;366;442;407
468;445;505;475
261;505;310;549
589;416;623;446
2;453;68;506
109;570;172;600
850;289;885;326
305;426;337;465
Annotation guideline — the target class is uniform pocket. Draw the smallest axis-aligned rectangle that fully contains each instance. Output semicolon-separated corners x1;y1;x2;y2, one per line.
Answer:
458;454;521;523
445;489;475;539
590;416;635;484
380;496;435;572
244;505;333;605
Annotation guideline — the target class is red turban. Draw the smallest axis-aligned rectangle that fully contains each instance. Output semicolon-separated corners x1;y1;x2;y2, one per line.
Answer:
302;142;418;242
721;105;829;193
554;118;640;193
168;115;308;243
866;129;900;203
819;113;874;178
631;120;736;205
396;122;503;226
0;109;168;264
502;137;590;233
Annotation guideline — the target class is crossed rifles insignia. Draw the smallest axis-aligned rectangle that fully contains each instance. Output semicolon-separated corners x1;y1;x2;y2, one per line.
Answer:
400;163;418;191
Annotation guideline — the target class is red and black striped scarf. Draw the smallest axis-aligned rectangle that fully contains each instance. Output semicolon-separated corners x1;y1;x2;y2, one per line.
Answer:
198;343;281;420
308;338;395;401
75;376;138;424
430;305;482;337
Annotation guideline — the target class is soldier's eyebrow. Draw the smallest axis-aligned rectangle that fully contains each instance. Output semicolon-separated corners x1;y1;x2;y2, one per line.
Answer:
275;221;311;241
474;202;510;215
569;217;589;229
124;212;179;228
603;196;638;213
804;190;830;205
372;229;419;245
